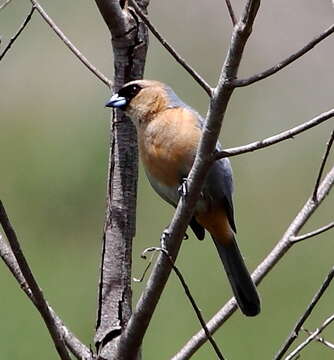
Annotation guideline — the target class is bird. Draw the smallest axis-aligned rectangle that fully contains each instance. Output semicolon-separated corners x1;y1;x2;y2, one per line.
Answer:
105;80;261;316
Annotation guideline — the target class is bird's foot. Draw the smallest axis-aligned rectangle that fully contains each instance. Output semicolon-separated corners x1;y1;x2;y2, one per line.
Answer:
178;177;188;197
160;229;170;250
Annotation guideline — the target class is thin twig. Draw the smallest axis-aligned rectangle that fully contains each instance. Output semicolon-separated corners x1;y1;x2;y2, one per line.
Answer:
285;314;334;360
224;0;237;26
128;0;212;96
274;267;334;360
142;247;225;360
0;235;93;359
215;108;334;160
30;0;112;88
0;201;71;360
0;0;13;11
291;221;334;243
313;129;334;201
172;165;334;360
302;327;334;351
0;6;35;62
233;23;334;87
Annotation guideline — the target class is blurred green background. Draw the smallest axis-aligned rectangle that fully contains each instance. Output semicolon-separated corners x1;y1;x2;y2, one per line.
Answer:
1;0;333;359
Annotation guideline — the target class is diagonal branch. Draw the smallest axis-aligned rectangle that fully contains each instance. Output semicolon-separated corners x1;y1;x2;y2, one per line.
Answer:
233;23;334;87
291;221;334;243
30;0;112;88
142;247;225;360
0;6;35;62
214;108;334;160
172;165;334;360
224;0;237;26
116;0;261;357
313;129;334;201
285;313;334;360
302;328;334;351
129;0;212;96
0;0;13;11
0;236;92;360
274;267;334;360
0;201;71;360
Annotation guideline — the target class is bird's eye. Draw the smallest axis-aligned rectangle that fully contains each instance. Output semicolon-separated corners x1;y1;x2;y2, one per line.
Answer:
130;85;139;93
119;83;142;100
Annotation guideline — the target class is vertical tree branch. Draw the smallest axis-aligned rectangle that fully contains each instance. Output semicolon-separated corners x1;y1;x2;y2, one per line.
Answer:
94;1;149;359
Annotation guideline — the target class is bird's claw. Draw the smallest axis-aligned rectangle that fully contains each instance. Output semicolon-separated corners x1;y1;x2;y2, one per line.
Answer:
178;177;188;197
160;229;170;250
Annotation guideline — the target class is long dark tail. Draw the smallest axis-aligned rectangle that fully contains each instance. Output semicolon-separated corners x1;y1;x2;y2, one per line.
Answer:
213;236;261;316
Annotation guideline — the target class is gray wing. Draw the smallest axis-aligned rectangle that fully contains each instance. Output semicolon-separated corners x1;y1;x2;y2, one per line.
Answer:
153;85;236;233
204;157;236;233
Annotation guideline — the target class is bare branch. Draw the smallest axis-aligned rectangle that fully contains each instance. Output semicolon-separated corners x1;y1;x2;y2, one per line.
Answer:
29;0;112;88
0;235;93;359
0;0;13;11
274;267;334;360
143;247;225;360
291;221;334;243
95;0;128;36
224;0;237;26
302;328;334;351
285;314;334;360
118;0;261;356
233;23;334;87
172;165;334;360
313;129;334;201
0;6;35;62
215;109;334;160
129;0;212;96
94;1;149;358
0;201;71;360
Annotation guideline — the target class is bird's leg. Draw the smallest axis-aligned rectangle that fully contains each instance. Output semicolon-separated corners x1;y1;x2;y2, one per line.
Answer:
178;177;188;197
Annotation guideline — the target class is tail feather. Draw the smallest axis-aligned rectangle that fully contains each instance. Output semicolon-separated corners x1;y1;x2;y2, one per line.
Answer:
213;236;261;316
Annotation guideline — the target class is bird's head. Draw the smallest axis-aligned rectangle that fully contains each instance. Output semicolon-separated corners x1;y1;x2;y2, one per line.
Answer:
105;80;179;127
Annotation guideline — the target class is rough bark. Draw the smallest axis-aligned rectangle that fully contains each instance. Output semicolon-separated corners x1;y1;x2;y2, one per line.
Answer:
94;1;149;359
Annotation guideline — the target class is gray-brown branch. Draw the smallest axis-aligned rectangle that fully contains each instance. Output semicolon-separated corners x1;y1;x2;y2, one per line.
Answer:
233;23;334;87
0;6;35;62
129;0;212;96
172;165;334;360
274;267;334;360
94;0;149;359
30;0;112;87
215;109;334;160
116;1;261;358
0;201;71;360
0;236;92;360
